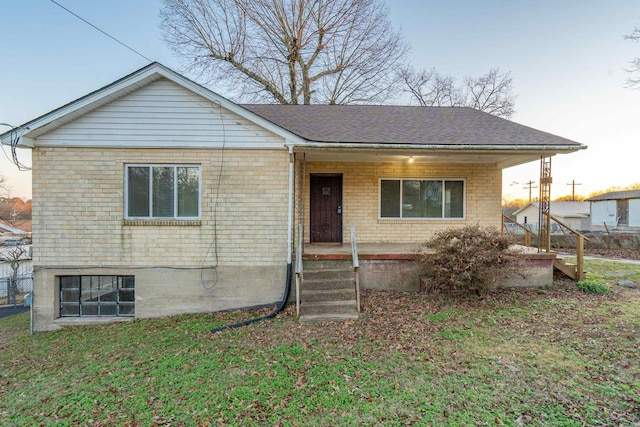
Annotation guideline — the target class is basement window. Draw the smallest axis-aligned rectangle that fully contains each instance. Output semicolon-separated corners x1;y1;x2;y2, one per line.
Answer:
59;276;135;317
380;179;465;219
125;164;201;220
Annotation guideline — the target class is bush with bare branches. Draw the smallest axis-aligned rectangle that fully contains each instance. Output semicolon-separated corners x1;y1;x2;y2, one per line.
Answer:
419;225;522;295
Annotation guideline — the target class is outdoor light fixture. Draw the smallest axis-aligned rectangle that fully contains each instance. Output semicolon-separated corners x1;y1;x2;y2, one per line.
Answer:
408;156;414;163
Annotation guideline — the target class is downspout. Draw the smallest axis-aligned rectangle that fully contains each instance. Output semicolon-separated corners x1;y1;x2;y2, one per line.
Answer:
211;144;294;333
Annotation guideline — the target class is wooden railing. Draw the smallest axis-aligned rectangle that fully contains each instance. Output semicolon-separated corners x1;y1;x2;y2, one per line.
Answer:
350;224;360;312
501;214;534;247
502;213;588;281
548;213;589;281
294;224;303;317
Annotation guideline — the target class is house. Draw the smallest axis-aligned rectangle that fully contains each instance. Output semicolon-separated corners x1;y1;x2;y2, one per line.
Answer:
588;190;640;231
0;221;29;238
513;201;591;232
0;63;585;331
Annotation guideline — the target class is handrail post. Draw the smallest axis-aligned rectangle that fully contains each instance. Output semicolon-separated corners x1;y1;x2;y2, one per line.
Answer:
576;235;585;281
350;224;360;313
546;213;589;281
295;224;303;317
525;230;531;247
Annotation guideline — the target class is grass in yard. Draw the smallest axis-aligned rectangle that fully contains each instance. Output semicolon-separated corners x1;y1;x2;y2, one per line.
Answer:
1;260;640;426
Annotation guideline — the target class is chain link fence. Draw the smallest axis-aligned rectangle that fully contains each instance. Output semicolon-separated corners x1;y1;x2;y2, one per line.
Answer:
0;276;33;306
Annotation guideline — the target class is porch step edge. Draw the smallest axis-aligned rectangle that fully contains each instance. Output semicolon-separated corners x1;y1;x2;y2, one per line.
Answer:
299;313;359;323
303;300;356;307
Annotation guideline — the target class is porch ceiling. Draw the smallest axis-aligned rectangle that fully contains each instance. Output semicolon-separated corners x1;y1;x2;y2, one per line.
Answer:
297;149;547;169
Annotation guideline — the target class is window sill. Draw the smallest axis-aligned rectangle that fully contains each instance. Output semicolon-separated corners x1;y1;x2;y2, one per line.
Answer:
123;220;202;226
55;316;134;326
378;218;466;223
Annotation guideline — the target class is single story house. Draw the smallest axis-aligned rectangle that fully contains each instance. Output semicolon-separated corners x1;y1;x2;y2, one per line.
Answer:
588;190;640;231
513;201;591;232
0;63;585;331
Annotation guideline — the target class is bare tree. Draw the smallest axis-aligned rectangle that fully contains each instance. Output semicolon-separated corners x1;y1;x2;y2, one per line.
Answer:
400;66;516;119
625;24;640;88
0;244;27;306
462;68;515;118
398;67;462;107
160;0;408;104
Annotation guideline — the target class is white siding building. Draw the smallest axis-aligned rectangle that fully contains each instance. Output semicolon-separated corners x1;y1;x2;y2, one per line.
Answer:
588;190;640;231
513;201;591;232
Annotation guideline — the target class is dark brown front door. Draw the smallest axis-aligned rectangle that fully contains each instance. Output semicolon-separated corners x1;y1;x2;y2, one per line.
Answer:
310;174;342;243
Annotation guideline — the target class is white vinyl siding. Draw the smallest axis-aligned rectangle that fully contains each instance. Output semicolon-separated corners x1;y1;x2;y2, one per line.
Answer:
628;199;640;227
591;200;617;227
36;79;285;148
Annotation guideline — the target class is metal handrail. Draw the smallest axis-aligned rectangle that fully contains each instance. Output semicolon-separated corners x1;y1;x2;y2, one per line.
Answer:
294;224;303;316
350;224;360;312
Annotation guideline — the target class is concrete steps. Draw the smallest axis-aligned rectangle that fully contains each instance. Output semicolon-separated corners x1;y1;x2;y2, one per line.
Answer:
299;260;358;323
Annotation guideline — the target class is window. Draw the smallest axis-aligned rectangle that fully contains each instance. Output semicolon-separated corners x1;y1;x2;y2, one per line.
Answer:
59;275;135;317
125;165;200;219
380;179;464;219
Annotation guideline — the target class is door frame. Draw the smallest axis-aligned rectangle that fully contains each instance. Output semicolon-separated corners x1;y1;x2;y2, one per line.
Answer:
309;173;343;244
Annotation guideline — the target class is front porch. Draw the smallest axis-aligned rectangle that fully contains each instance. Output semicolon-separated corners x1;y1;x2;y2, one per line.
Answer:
295;240;557;321
299;242;555;292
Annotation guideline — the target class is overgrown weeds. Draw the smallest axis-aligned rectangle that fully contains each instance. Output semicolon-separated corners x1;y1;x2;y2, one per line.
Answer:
577;277;610;295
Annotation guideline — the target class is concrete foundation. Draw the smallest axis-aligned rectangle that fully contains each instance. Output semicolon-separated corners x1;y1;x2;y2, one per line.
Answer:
32;264;288;332
303;244;555;293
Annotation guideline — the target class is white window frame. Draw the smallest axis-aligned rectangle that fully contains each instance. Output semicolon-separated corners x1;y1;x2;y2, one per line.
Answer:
378;178;466;220
124;164;202;220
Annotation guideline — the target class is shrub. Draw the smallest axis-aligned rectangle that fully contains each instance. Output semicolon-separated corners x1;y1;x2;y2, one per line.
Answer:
576;278;610;295
418;224;523;295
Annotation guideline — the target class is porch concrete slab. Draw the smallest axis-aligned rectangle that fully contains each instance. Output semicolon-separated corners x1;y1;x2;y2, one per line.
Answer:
303;243;422;259
301;243;556;289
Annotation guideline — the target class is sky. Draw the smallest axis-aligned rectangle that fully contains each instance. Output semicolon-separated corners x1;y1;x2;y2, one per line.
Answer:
1;0;639;201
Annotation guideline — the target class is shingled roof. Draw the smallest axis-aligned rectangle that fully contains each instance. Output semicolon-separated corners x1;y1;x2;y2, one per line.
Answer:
587;190;640;201
242;104;584;148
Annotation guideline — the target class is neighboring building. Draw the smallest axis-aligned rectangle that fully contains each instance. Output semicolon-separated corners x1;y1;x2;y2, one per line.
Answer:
513;201;591;232
588;190;640;231
0;63;585;331
0;221;29;239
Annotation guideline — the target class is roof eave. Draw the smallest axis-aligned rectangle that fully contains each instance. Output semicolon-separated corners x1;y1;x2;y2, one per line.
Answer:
293;141;586;153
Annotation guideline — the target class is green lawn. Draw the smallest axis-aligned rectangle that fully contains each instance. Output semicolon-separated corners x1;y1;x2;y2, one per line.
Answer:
1;260;639;426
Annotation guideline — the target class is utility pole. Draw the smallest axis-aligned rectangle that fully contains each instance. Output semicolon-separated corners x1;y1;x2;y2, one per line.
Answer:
566;180;582;201
523;180;538;202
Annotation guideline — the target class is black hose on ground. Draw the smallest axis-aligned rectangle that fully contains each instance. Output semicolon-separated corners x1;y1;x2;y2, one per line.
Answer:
210;263;292;334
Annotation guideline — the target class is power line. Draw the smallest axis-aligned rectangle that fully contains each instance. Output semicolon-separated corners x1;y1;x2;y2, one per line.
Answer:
48;0;153;63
